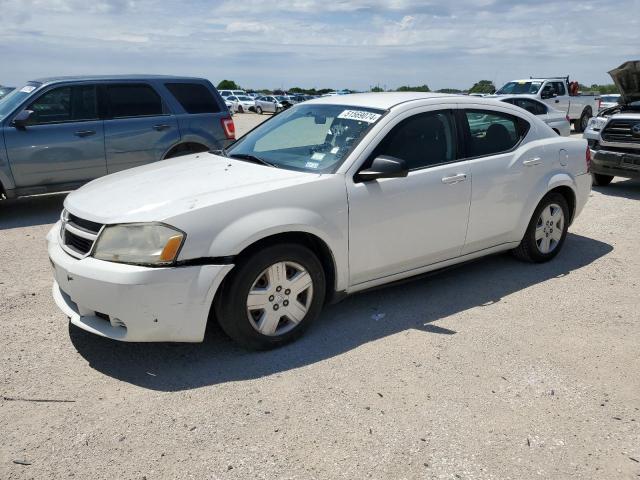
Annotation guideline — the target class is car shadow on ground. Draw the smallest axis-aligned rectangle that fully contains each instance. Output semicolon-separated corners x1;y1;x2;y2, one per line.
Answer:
593;178;640;200
69;232;613;392
0;193;66;230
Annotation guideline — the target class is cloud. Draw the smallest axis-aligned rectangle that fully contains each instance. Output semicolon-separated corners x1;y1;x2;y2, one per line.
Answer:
0;0;638;90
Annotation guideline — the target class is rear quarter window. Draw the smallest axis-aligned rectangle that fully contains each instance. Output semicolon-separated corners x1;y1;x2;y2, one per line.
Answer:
165;83;221;114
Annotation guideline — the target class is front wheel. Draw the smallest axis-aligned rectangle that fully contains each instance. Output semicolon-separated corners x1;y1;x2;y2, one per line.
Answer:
215;244;326;350
512;192;569;263
256;106;263;114
592;173;614;186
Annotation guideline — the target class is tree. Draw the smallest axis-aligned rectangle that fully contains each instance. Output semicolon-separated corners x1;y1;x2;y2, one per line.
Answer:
436;88;463;94
396;84;430;92
217;79;240;90
469;80;496;94
370;86;384;92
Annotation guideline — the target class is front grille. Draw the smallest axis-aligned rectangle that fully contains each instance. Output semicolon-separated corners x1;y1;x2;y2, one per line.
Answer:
61;210;103;259
64;230;94;255
602;120;640;144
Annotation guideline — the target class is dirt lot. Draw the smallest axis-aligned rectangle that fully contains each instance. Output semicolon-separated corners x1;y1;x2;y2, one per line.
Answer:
1;112;639;479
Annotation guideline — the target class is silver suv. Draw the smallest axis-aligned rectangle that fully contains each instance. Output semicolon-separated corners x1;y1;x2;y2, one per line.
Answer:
0;75;235;199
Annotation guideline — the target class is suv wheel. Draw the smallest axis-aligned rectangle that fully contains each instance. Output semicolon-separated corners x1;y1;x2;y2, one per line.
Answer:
512;192;569;263
215;244;326;350
592;173;614;186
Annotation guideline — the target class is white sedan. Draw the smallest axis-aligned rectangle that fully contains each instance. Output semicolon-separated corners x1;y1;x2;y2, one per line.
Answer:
48;93;592;349
495;95;571;136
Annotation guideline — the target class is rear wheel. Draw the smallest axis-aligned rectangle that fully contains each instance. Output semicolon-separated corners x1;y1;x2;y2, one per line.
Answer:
512;192;569;263
592;173;614;186
215;244;326;350
575;108;592;133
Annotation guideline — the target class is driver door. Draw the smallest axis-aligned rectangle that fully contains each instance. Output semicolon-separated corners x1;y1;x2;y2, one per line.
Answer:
346;108;472;286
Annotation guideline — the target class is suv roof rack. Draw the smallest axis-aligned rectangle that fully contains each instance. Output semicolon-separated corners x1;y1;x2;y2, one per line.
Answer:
529;76;570;82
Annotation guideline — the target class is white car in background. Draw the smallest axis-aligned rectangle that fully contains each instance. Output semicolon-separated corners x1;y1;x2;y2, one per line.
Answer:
597;94;620;112
254;95;284;114
48;93;591;350
227;95;255;113
496;95;571;136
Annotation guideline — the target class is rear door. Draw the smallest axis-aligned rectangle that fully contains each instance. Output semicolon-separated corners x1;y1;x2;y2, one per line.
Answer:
103;83;179;174
4;84;106;187
459;107;540;254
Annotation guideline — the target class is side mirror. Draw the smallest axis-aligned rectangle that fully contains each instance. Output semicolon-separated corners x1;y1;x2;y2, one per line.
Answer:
355;155;408;183
12;109;33;129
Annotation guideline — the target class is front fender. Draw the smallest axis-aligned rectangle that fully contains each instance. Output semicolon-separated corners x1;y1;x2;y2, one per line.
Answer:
208;207;348;292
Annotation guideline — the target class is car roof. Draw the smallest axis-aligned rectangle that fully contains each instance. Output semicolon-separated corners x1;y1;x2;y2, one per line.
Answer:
31;75;206;85
304;92;528;111
491;94;542;101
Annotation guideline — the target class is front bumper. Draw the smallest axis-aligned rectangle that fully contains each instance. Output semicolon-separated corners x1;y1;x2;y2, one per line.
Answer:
47;222;233;342
591;148;640;179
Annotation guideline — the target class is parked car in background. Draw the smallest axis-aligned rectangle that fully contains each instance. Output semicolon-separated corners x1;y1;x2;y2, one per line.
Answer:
255;95;284;114
48;92;591;349
584;61;640;186
496;77;599;132
597;94;620;112
497;95;571;136
233;95;257;113
0;86;15;100
0;75;234;199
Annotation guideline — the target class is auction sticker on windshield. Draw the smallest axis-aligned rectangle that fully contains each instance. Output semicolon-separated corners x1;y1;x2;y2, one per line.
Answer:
337;110;382;123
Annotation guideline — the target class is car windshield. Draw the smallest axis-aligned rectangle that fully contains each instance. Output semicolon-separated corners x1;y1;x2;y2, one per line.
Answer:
600;95;620;103
0;83;40;118
276;96;287;102
237;96;252;101
496;81;543;95
226;104;385;173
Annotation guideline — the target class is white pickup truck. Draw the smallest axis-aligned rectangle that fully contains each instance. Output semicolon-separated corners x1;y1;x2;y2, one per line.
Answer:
496;77;600;133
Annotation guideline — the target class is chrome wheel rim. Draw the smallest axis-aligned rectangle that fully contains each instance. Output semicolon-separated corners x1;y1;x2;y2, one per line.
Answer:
535;203;564;254
246;261;313;336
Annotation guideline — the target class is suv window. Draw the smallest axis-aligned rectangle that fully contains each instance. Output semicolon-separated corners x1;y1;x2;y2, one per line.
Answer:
165;83;220;114
373;111;456;170
27;85;98;125
464;110;529;157
106;84;164;118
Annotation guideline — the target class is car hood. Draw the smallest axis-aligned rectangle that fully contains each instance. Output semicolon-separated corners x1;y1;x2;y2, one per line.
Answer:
64;153;316;224
608;60;640;104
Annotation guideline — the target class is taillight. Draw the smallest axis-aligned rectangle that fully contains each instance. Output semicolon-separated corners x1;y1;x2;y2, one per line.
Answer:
221;116;235;140
566;115;570;123
598;99;602;110
585;146;591;173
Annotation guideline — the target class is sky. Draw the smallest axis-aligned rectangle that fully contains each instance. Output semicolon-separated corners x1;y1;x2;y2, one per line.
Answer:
1;0;639;91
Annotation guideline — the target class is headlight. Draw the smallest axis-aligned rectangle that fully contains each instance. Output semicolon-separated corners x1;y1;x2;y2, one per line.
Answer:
93;223;185;266
587;117;607;131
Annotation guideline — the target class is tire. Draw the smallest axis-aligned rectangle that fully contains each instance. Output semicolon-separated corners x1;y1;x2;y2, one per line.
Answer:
592;173;613;186
215;243;326;350
512;192;570;263
237;105;244;113
256;106;263;115
575;108;592;133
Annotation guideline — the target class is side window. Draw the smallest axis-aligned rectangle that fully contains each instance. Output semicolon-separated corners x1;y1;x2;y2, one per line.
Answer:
28;87;71;124
374;111;455;170
106;84;164;118
165;83;220;114
464;110;529;157
553;82;566;96
514;99;547;116
27;85;98;125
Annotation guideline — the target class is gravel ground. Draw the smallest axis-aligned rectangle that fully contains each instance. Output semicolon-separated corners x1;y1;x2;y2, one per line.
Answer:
1;112;639;479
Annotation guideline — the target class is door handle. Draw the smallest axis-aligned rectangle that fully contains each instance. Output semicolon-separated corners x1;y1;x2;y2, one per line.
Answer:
153;124;171;131
74;130;96;137
523;157;542;167
555;99;560;103
441;173;467;184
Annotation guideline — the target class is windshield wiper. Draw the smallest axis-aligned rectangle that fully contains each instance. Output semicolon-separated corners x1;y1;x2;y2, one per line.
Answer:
228;153;279;168
209;148;228;157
